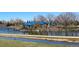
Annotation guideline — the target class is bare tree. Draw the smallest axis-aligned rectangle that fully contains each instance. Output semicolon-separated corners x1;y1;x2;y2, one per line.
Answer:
57;12;77;36
34;15;48;22
47;14;54;26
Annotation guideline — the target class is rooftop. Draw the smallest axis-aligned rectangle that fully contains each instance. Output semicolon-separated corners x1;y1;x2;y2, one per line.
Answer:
23;21;48;26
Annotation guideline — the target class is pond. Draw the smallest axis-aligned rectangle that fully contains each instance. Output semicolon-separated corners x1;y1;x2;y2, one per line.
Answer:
0;27;24;34
25;31;79;36
0;27;79;36
0;27;79;46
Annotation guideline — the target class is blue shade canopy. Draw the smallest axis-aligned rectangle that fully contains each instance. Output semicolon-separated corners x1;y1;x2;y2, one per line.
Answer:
23;21;37;26
23;21;48;26
38;21;48;25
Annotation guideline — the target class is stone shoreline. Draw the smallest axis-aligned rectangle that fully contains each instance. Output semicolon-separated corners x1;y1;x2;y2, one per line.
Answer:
0;33;79;42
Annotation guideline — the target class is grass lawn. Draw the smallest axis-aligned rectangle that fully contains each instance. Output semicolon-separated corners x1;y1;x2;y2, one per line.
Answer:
0;39;65;47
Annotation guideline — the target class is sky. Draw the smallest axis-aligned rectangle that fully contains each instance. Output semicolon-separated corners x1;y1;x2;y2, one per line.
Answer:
0;12;61;21
0;12;79;22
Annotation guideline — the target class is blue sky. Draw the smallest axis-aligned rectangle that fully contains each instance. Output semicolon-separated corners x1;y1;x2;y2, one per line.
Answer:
0;12;61;21
0;12;78;22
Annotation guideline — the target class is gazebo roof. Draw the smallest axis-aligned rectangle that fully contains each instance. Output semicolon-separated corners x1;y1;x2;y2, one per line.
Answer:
23;21;48;26
38;21;48;25
23;21;36;26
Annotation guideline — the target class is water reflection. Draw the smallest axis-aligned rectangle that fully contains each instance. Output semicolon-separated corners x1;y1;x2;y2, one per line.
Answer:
0;27;79;36
24;31;79;36
0;27;24;34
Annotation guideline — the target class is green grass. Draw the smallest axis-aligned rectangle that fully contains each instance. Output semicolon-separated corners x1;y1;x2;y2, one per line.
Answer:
0;39;65;47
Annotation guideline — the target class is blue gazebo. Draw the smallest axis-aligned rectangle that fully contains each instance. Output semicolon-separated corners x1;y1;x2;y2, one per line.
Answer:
23;21;48;28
